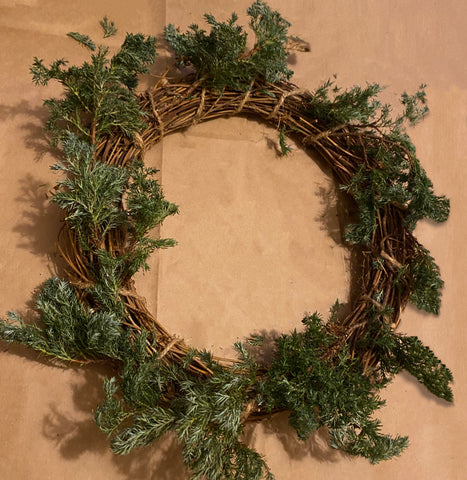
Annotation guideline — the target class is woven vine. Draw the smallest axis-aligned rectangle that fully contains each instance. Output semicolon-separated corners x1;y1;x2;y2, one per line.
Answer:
0;3;453;479
87;78;427;369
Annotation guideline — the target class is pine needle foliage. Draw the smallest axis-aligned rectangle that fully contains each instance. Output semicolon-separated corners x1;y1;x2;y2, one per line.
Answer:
164;0;292;91
126;160;180;242
408;246;445;314
67;31;97;51
0;4;455;480
93;332;274;479
308;79;385;127
358;318;453;402
0;277;124;361
100;16;117;38
279;125;292;155
51;133;128;248
260;310;410;463
307;79;449;313
309;79;449;247
30;23;156;145
51;132;178;294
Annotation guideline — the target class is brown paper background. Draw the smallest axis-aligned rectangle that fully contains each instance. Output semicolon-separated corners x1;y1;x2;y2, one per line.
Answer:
1;1;466;478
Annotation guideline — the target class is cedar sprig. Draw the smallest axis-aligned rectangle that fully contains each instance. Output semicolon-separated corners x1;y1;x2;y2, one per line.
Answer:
260;311;409;463
30;21;156;145
0;277;125;362
164;0;292;91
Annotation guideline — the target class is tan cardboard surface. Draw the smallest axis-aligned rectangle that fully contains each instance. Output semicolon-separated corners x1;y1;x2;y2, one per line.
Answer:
1;1;466;478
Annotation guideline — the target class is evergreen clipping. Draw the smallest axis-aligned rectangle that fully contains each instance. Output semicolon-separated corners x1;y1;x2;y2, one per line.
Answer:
0;2;453;479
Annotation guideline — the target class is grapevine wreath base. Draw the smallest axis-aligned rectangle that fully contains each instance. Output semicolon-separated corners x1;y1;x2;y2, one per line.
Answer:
0;3;453;479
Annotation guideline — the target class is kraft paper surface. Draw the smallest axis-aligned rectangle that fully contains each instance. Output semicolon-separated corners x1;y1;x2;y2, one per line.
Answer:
1;1;466;479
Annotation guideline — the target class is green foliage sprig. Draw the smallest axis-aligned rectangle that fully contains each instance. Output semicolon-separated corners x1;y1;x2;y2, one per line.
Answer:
309;79;449;242
164;0;292;91
51;133;128;248
0;277;124;362
31;22;156;145
95;338;274;480
261;311;410;463
358;318;453;401
306;78;449;313
49;132;178;313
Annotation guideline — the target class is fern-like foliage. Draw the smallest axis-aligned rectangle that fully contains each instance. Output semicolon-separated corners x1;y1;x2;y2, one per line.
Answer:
30;22;156;145
100;16;118;39
126;160;179;241
91;304;452;471
50;133;178;288
408;246;445;314
164;0;292;91
314;81;451;245
395;335;453;402
307;80;449;313
358;318;453;402
308;79;385;127
51;133;128;248
260;311;409;463
95;337;274;480
0;277;124;361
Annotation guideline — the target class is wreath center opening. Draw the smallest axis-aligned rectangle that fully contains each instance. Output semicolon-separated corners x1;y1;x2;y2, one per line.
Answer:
145;118;351;357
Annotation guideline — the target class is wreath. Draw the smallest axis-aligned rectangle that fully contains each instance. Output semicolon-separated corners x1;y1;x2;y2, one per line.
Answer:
0;3;453;479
